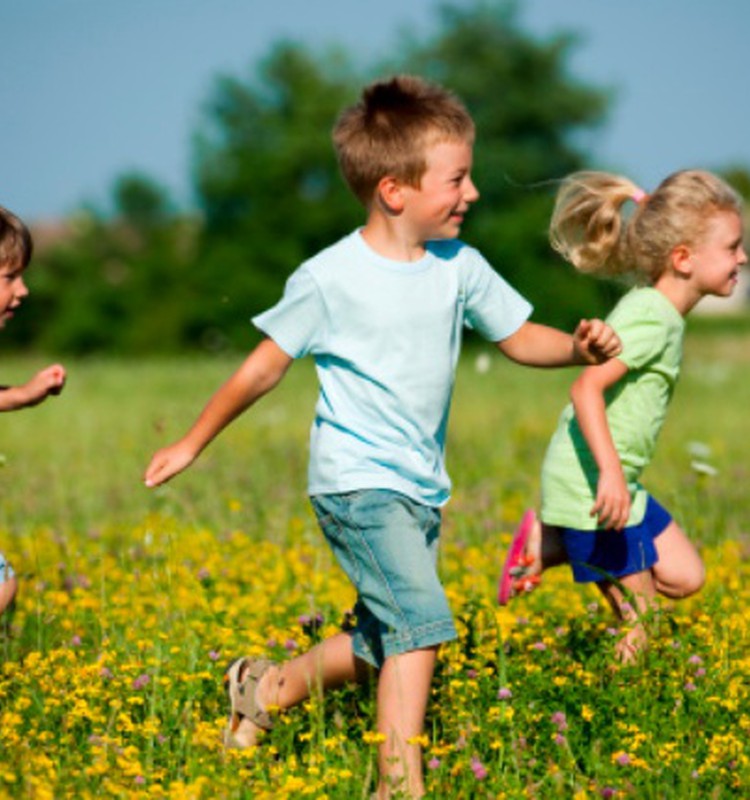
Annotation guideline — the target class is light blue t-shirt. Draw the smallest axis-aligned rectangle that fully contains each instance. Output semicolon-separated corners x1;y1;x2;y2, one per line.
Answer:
253;230;532;506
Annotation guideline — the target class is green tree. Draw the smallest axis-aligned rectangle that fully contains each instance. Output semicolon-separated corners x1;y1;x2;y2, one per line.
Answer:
722;166;750;202
191;43;364;346
29;174;199;353
193;1;619;344
394;1;620;326
19;1;634;354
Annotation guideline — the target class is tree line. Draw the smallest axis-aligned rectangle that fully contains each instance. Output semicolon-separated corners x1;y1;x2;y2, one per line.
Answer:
13;2;745;354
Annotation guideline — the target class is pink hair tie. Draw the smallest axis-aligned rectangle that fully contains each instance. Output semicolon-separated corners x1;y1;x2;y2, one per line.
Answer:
631;189;647;204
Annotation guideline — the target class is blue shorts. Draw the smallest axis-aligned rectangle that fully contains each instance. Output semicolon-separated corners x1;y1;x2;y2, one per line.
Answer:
0;552;15;583
310;489;457;668
561;495;672;584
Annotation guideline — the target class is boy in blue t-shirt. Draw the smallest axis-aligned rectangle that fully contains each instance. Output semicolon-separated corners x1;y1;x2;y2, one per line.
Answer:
0;205;67;617
145;75;620;798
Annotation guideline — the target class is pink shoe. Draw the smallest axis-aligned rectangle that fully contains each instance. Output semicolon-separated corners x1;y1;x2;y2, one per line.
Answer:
497;510;537;606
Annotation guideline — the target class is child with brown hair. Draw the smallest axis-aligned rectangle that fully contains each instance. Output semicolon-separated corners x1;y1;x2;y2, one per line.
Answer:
0;205;67;616
499;169;746;662
145;77;620;797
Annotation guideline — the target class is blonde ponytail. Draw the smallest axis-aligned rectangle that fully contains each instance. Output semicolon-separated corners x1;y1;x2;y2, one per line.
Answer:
550;169;742;285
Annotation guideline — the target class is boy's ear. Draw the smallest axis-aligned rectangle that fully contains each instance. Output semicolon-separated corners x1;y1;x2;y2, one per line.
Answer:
670;244;692;277
376;175;406;214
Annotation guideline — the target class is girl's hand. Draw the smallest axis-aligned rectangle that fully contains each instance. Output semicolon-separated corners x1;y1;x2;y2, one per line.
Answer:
144;441;197;488
591;466;631;530
573;319;622;364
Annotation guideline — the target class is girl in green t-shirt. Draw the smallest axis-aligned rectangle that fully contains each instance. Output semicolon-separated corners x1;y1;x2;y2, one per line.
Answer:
498;169;747;661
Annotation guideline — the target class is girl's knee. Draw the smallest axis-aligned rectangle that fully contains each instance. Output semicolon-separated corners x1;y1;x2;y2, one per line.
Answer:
659;560;705;598
682;561;706;596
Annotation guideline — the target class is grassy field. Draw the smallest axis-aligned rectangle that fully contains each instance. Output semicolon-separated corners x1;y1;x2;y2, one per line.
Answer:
0;331;748;798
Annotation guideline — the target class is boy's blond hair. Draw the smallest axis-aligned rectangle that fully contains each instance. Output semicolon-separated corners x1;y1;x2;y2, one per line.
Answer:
0;206;33;270
550;170;742;284
333;75;475;207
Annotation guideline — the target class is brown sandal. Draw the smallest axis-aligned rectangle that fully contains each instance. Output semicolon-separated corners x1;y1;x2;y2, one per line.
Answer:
223;657;276;748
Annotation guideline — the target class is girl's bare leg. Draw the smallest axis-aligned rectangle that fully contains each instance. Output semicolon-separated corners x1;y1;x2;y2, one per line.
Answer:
598;570;657;663
651;521;705;598
524;520;568;577
597;522;704;663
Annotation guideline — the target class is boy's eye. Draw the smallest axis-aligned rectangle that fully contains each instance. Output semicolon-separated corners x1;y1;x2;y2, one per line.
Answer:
1;270;22;282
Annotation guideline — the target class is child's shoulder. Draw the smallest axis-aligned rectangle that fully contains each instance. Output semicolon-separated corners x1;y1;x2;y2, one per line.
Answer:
302;230;360;272
608;287;685;346
611;287;682;324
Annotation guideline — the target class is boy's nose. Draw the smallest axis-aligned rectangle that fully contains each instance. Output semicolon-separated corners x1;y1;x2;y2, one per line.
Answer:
15;277;29;298
465;178;480;203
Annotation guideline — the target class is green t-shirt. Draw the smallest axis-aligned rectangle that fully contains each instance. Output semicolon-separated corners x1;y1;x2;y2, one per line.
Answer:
541;287;685;530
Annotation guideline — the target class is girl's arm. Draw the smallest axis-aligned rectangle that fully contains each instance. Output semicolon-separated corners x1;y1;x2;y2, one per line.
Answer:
496;319;621;367
570;358;631;530
0;364;66;411
144;337;293;487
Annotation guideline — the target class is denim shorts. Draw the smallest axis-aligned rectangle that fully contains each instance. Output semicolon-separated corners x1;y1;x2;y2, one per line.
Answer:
0;552;15;583
310;489;457;667
561;495;673;583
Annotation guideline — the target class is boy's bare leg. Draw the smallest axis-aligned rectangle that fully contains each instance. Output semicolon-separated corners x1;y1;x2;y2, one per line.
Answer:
232;631;371;746
375;646;438;799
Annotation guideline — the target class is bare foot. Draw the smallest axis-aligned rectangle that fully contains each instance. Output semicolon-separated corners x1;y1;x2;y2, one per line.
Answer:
614;624;648;664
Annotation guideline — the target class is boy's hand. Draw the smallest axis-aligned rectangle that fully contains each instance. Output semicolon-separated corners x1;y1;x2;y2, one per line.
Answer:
573;319;622;365
144;440;197;488
20;364;66;407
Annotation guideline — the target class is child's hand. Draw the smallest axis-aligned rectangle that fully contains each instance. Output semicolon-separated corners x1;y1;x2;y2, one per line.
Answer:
144;441;197;488
573;319;622;364
591;467;631;530
20;364;66;407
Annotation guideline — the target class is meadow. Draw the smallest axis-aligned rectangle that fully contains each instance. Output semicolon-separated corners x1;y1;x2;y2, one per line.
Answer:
0;328;748;799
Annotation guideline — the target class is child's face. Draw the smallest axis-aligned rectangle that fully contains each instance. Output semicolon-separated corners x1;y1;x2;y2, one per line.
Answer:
0;263;29;328
687;210;747;299
400;138;479;242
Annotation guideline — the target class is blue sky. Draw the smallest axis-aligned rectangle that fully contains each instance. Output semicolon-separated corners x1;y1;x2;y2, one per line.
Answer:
4;0;750;221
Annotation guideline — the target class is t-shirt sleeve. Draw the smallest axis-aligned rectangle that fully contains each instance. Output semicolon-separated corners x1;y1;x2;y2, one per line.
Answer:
609;301;668;370
461;248;533;341
251;267;327;358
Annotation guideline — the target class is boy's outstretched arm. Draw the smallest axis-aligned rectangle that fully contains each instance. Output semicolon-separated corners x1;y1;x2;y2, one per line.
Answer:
0;364;66;411
496;320;621;367
144;338;293;488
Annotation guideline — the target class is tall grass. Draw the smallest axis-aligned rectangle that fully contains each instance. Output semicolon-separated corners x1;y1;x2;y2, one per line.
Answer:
0;330;748;798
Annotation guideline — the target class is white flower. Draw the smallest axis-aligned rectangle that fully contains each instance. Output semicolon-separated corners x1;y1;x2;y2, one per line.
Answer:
687;441;712;459
475;353;491;374
691;460;718;477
